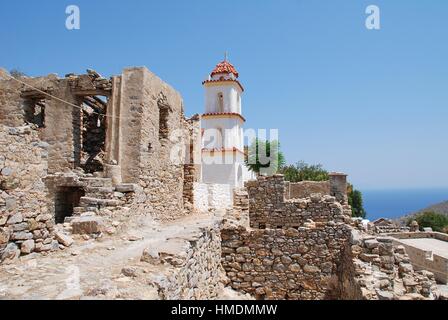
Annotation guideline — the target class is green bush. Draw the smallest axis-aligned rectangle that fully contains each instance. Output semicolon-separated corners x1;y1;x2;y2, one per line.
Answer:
410;212;448;232
280;161;328;182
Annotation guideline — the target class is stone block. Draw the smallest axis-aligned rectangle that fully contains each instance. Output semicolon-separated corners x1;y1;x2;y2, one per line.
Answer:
21;239;35;254
55;232;74;247
71;216;104;234
7;213;23;225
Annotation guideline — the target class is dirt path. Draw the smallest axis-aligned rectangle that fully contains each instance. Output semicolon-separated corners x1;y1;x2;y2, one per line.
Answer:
0;213;221;300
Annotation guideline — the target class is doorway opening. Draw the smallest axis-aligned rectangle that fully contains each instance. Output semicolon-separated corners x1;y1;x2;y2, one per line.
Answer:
54;187;85;223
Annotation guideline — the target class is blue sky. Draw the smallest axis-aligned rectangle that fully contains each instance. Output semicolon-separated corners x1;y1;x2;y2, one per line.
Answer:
1;0;447;189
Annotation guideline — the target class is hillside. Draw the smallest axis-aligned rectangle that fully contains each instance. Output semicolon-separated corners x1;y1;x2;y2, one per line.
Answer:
397;200;448;225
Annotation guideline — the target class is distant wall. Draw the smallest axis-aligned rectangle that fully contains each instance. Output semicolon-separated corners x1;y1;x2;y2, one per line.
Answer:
389;232;448;284
246;175;349;229
285;181;330;200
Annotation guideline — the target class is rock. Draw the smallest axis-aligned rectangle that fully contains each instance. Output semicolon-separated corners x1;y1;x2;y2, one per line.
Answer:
236;247;250;254
1;243;20;261
128;235;142;241
121;266;137;277
364;239;379;249
0;215;7;226
112;221;120;227
350;230;361;245
377;290;394;300
50;240;59;251
71;216;104;234
289;263;301;272
0;227;10;244
36;214;52;222
105;226;116;235
55;232;74;247
11;231;33;240
1;167;13;176
399;263;414;274
21;239;35;254
298;245;309;254
141;247;160;263
303;265;320;273
7;213;23;225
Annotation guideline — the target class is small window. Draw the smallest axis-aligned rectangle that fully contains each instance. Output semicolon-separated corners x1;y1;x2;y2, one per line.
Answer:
24;98;46;128
217;92;224;113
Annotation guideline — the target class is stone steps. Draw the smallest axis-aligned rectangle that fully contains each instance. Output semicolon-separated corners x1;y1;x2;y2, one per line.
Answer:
80;177;113;188
79;196;122;207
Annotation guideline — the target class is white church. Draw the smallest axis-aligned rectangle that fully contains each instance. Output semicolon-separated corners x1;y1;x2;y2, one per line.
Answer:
200;57;255;188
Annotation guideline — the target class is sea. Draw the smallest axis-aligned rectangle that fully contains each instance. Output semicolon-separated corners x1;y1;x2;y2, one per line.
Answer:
362;188;448;221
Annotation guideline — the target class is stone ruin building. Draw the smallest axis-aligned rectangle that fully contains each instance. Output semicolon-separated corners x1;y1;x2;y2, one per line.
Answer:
0;67;446;300
0;67;202;257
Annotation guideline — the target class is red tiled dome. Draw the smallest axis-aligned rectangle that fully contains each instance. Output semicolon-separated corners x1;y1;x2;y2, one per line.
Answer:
210;60;239;78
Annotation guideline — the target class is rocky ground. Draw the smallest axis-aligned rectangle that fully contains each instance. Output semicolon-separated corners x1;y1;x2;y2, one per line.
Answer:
0;210;248;300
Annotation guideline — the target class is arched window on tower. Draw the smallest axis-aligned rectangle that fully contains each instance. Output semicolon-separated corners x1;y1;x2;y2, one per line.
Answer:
237;94;241;113
217;92;224;113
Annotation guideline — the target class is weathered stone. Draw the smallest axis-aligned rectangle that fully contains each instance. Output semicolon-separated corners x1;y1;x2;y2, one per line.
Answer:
1;243;20;261
55;232;74;247
71;216;104;234
11;231;33;240
7;213;23;225
0;227;10;245
21;239;35;254
121;266;137;277
141;247;160;264
303;265;320;274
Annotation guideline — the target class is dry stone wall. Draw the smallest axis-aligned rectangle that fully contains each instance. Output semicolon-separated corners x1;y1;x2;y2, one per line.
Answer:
247;175;349;229
285;181;330;200
144;223;225;299
0;124;56;261
337;232;439;300
221;220;351;300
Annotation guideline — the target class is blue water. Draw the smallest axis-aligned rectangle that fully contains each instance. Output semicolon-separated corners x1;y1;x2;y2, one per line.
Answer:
362;188;448;221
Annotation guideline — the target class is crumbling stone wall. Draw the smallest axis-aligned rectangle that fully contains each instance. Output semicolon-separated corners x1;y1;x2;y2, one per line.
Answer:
221;220;351;300
144;224;225;299
337;232;438;300
285;181;330;200
119;68;191;220
247;175;349;229
0;124;55;261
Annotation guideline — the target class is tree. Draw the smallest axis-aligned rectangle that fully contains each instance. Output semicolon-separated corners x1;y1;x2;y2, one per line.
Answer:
245;139;285;176
348;184;367;218
280;161;329;182
409;212;448;233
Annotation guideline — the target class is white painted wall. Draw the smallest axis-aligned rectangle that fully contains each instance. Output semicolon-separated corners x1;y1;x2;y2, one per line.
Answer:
193;182;233;212
202;117;244;150
204;83;242;114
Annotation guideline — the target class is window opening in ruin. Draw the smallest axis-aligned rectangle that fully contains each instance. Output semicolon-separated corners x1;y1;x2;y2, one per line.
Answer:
24;97;46;128
80;95;108;173
54;187;85;224
259;223;266;229
217;92;224;112
158;92;172;141
277;225;282;229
